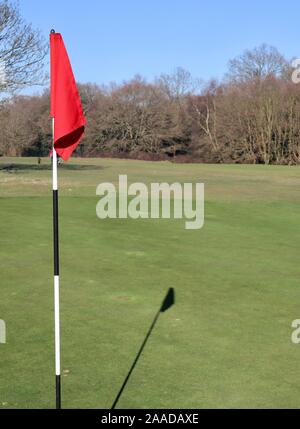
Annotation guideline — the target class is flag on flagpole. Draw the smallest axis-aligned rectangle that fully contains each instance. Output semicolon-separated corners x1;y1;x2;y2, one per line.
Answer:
50;32;86;160
50;30;86;408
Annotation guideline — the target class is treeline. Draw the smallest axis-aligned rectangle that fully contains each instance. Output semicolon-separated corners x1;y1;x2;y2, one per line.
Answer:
1;44;300;164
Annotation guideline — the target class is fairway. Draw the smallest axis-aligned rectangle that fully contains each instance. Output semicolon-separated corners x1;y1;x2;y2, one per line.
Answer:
1;157;300;409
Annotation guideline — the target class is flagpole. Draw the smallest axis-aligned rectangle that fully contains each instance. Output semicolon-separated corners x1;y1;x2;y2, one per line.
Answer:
50;27;85;408
52;117;61;409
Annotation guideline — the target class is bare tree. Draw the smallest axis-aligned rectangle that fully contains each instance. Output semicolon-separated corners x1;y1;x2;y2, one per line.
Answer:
156;67;200;101
3;51;300;165
0;1;48;95
0;92;51;156
226;44;289;83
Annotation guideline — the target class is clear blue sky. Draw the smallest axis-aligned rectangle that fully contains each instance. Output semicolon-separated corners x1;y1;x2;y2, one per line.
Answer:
19;0;300;88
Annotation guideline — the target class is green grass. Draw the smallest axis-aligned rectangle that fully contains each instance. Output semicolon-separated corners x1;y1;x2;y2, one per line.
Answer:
1;157;300;408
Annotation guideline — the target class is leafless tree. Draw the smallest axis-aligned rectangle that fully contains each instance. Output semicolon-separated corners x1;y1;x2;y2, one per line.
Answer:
3;48;300;165
226;44;289;83
156;67;201;101
0;1;48;95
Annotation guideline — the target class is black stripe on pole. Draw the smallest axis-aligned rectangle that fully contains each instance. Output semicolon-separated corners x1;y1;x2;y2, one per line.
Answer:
56;375;61;409
53;190;59;276
53;186;61;409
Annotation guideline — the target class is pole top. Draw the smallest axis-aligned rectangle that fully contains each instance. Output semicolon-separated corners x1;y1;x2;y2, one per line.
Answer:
50;29;55;34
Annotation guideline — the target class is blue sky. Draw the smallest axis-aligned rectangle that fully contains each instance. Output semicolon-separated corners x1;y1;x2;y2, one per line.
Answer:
19;0;300;89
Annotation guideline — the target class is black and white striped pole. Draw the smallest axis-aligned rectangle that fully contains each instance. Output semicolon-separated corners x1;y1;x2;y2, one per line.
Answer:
52;117;61;409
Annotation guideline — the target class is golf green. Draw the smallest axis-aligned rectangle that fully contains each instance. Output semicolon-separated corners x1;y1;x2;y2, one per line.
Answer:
1;157;300;408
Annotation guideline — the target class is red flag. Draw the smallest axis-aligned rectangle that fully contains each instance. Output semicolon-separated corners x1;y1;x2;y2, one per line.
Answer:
50;32;86;160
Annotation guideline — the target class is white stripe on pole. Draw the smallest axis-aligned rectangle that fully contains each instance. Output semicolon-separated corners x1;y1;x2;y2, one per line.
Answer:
52;119;58;191
54;275;61;375
52;149;58;191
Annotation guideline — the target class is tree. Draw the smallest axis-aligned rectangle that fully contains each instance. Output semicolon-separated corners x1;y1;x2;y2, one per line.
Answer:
226;44;289;83
0;92;51;156
188;80;223;162
0;1;48;95
156;67;200;101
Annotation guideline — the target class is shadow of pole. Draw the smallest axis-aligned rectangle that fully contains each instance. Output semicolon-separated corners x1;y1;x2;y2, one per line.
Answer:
111;288;175;409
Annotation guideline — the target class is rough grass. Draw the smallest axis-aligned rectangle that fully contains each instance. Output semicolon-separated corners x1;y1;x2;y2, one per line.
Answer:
0;157;300;408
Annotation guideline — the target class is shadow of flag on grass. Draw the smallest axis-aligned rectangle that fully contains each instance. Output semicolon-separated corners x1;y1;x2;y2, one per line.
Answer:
111;288;175;409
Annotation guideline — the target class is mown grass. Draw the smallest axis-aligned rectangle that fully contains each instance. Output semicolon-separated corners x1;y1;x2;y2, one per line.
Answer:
0;157;300;408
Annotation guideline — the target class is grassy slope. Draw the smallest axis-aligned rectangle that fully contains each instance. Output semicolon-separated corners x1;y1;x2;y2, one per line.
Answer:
0;157;300;408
